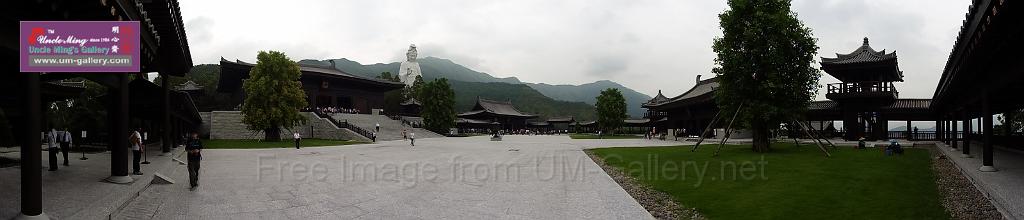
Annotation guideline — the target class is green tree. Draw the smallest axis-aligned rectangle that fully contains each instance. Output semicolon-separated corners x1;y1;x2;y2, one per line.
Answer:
595;88;627;134
408;75;425;100
713;0;820;152
376;71;401;82
379;72;406;115
241;51;308;141
420;78;456;134
997;108;1024;135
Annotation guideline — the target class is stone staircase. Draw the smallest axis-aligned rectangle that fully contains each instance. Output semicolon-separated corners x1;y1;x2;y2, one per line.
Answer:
205;111;369;142
330;113;442;141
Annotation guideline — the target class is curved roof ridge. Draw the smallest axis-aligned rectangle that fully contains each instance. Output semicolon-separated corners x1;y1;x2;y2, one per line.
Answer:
219;58;405;86
821;37;897;64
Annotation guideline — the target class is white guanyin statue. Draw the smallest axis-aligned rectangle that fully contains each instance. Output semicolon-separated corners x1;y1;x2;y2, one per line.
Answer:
398;44;421;87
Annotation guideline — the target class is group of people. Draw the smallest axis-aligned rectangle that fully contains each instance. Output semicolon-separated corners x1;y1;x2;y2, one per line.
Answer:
307;106;361;114
43;128;74;170
401;128;416;146
43;127;148;175
43;126;204;191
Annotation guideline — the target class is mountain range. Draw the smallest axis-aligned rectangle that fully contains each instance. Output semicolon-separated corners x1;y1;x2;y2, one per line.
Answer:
298;57;652;118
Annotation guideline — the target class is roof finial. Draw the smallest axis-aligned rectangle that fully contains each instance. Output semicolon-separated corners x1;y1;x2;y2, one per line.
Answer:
863;37;869;45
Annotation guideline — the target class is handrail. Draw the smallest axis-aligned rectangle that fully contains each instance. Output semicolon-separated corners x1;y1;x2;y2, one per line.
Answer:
826;81;898;97
314;110;375;140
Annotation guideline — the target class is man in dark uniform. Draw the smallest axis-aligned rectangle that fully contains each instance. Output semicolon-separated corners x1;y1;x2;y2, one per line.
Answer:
186;132;203;191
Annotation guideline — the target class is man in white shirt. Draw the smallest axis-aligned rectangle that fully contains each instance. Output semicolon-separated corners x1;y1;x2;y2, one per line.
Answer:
375;122;380;132
46;128;59;171
293;132;302;149
130;128;143;175
60;128;72;166
409;132;415;146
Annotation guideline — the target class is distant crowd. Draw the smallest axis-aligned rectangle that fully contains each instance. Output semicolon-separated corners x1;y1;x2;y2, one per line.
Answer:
304;106;361;114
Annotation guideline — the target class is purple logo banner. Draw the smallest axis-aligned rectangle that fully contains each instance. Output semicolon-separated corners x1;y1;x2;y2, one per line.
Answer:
20;21;141;73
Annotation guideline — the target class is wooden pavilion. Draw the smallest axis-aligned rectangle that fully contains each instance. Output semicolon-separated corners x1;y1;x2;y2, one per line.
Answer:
813;37;934;141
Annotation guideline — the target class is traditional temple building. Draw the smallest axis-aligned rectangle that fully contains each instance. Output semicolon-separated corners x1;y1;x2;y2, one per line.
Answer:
217;59;406;113
931;0;1022;172
399;98;423;116
810;37;933;141
547;117;576;131
642;76;721;137
457;98;536;130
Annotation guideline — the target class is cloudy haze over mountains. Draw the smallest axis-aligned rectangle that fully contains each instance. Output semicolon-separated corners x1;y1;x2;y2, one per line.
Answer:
182;0;967;100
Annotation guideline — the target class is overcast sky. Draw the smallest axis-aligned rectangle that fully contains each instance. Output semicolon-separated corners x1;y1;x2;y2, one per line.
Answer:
180;0;969;100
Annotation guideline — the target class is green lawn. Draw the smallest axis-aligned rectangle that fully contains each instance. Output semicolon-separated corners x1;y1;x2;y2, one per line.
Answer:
201;139;366;149
570;134;643;139
588;143;948;220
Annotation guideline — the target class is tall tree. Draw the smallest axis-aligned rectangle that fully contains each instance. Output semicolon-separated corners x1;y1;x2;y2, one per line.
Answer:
595;88;627;134
408;75;425;100
420;78;456;134
713;0;820;152
379;72;405;115
241;51;308;141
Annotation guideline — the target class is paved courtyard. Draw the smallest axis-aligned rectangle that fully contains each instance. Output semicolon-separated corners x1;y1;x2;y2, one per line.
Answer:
12;135;679;219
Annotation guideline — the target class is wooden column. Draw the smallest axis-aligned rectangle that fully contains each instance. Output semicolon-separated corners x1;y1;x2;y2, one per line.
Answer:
906;120;912;140
981;96;996;172
951;115;958;149
162;73;171;154
962;112;972;157
948;119;955;144
107;74;133;183
935;119;942;141
20;73;45;217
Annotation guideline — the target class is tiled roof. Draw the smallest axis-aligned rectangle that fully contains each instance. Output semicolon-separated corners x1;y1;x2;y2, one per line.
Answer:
220;58;405;86
808;100;838;110
821;38;898;65
458;98;535;118
882;99;931;110
645;77;719;108
809;99;931;111
645;90;670;105
175;80;203;91
623;119;651;124
455;118;492;124
527;121;550;126
546;117;575;123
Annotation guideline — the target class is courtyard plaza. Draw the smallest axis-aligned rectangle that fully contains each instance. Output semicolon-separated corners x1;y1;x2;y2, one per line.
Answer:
4;135;1022;219
3;135;680;219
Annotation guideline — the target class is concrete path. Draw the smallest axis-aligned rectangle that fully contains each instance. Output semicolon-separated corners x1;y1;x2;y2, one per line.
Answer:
936;141;1024;220
107;135;680;219
0;144;183;219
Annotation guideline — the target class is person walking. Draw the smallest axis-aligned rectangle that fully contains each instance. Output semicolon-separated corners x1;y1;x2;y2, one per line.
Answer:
185;132;203;191
293;132;302;149
60;128;72;166
375;122;380;132
130;128;144;175
371;132;377;142
46;128;59;171
402;128;407;140
409;132;415;146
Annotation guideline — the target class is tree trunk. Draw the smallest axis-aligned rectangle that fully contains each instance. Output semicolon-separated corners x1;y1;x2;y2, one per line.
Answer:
264;126;281;142
751;120;771;153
